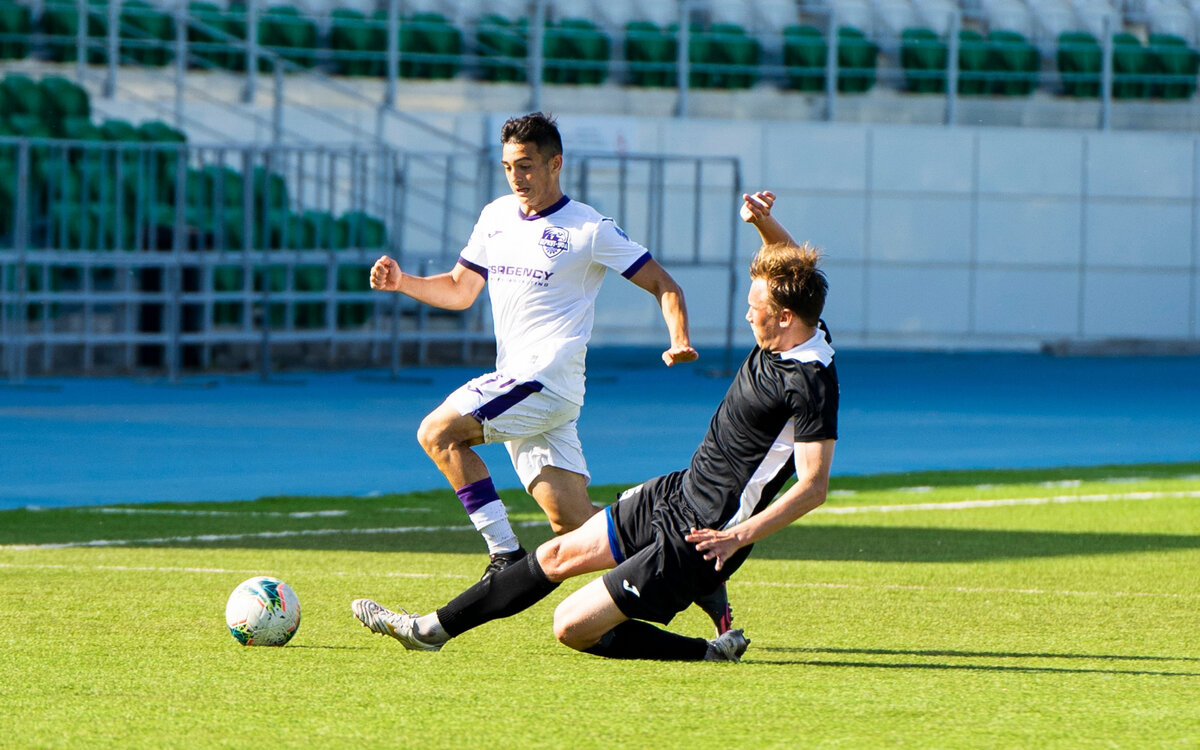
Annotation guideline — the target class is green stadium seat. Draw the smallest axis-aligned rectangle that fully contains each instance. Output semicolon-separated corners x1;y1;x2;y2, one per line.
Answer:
259;5;318;71
544;17;609;85
186;2;227;69
837;27;878;93
475;14;526;82
901;27;947;94
39;0;79;62
121;0;174;66
1111;32;1150;99
218;2;249;71
100;118;140;142
706;23;761;89
565;18;609;85
0;0;33;60
81;0;110;64
1147;33;1197;99
0;129;16;239
956;29;989;95
331;8;379;76
334;211;384;327
783;25;825;92
40;76;91;127
138;120;186;144
988;30;1038;96
624;20;675;87
252;167;288;212
1057;31;1101;97
2;74;48;121
407;12;462;79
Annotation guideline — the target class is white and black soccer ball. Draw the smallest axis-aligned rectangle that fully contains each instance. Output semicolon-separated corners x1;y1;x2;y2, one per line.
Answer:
225;576;301;646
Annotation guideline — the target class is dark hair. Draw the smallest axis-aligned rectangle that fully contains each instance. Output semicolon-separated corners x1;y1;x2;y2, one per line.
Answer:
500;112;563;157
749;241;828;326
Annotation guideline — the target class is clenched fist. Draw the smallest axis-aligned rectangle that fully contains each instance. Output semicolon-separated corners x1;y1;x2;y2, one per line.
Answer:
370;255;402;291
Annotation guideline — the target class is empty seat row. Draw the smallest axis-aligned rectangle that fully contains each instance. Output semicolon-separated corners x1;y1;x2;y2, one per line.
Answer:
1058;30;1199;98
0;72;390;330
3;0;1197;98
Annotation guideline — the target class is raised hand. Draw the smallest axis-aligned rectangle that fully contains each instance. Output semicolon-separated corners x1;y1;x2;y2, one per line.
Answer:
739;191;776;224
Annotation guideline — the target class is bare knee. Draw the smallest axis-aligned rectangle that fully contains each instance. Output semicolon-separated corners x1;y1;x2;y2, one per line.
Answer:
552;605;594;651
417;411;469;458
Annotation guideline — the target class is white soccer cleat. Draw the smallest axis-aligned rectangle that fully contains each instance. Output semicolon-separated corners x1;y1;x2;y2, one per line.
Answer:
705;628;750;662
351;599;442;651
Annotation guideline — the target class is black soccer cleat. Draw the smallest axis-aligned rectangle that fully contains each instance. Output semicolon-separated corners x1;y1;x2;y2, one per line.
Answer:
481;546;527;581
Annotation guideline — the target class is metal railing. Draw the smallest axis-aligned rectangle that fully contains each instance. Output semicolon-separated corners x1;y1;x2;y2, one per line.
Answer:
1;136;745;380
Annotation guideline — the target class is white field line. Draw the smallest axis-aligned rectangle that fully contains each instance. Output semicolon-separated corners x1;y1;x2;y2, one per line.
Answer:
2;490;1196;551
54;507;432;517
78;508;352;519
815;490;1200;515
0;561;1192;601
0;520;549;550
0;561;466;580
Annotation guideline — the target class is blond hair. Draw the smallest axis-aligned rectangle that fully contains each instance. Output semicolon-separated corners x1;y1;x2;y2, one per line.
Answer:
748;241;827;326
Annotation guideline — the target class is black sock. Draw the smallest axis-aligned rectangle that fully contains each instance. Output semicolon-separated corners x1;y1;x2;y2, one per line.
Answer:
435;552;560;637
583;620;709;661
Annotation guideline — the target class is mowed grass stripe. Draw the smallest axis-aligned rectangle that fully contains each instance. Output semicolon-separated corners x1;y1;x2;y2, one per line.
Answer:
1;560;1194;602
3;487;1195;550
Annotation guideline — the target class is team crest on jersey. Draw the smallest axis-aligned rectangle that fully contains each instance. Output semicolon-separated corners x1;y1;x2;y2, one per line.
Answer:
539;226;570;259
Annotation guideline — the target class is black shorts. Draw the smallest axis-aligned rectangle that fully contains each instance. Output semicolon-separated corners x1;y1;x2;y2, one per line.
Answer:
601;472;751;625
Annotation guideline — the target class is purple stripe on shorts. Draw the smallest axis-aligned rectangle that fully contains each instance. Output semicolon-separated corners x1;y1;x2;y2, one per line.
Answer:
471;380;545;422
456;476;501;514
621;251;652;279
457;255;488;279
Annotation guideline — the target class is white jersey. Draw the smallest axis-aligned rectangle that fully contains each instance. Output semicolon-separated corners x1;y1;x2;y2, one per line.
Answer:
457;194;651;405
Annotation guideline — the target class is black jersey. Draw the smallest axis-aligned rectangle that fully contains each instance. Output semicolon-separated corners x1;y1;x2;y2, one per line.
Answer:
680;326;839;530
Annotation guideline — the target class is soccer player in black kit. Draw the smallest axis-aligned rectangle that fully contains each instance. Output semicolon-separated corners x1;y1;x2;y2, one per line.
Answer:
352;190;839;661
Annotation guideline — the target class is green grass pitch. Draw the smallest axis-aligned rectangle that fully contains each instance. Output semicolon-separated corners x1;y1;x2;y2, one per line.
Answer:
1;463;1197;748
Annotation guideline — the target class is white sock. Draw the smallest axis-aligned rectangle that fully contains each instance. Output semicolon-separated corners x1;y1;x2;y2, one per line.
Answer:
468;500;520;555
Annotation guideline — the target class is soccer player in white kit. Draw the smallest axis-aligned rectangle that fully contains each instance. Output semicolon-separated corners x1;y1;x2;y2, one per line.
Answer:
368;113;698;580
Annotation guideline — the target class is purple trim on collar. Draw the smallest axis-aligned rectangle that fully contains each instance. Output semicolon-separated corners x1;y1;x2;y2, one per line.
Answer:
621;251;652;279
457;255;488;279
520;194;570;221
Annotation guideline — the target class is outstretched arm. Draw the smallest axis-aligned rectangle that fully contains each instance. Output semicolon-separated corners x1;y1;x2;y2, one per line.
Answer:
627;258;699;367
685;439;835;571
740;190;797;247
369;255;485;311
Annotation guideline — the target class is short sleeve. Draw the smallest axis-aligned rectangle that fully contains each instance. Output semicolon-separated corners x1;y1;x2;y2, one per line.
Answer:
592;217;652;278
458;211;490;276
789;364;839;443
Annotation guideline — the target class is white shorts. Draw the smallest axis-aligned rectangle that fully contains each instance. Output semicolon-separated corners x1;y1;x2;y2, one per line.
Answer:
445;372;589;490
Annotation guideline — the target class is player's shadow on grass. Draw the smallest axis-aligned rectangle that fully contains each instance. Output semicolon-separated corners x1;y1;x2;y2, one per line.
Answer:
748;524;1200;563
753;646;1200;677
105;524;1200;562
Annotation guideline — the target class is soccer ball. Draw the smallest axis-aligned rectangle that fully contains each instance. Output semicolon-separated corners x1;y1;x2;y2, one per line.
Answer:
225;576;301;646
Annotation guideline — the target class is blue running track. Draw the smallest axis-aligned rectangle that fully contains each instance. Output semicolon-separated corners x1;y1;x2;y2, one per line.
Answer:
2;350;1198;509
